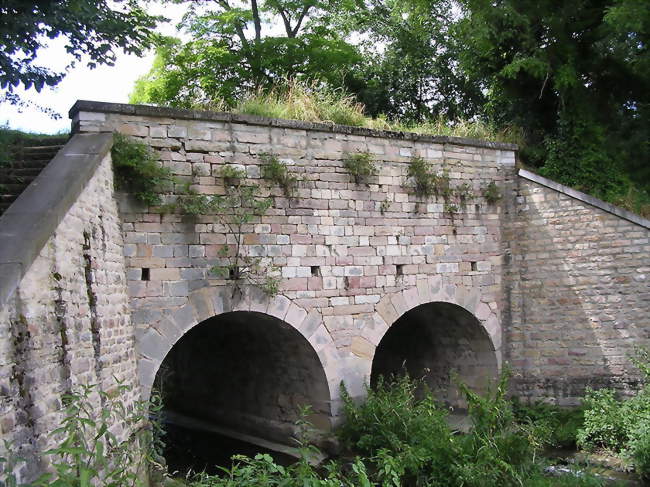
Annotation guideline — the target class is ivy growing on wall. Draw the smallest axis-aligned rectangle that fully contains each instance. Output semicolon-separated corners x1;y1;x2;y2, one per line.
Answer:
111;133;174;206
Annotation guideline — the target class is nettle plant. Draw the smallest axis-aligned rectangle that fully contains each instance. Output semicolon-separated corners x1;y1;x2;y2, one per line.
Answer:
343;151;378;184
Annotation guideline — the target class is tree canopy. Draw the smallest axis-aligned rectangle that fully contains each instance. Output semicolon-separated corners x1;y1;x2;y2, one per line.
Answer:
0;0;159;104
130;0;363;107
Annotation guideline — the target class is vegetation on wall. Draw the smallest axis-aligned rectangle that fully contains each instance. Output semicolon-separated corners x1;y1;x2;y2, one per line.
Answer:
260;152;299;197
125;0;650;217
1;382;162;487
111;133;174;206
343;151;378;185
176;166;280;297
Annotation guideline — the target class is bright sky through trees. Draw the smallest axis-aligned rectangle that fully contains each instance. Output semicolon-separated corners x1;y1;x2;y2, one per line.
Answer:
0;2;185;133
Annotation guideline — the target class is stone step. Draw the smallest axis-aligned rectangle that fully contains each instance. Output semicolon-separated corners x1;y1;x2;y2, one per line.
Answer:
0;138;68;217
0;175;38;187
0;167;44;178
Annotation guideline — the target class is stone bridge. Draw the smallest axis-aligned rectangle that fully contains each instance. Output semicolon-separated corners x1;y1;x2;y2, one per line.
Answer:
1;101;648;480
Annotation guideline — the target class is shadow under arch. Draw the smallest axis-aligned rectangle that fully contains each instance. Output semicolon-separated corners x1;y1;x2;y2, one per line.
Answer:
371;301;499;408
155;310;332;445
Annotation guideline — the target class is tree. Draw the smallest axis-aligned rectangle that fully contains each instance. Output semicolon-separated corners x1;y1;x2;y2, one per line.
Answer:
343;0;483;123
455;0;650;206
0;0;159;105
130;0;362;107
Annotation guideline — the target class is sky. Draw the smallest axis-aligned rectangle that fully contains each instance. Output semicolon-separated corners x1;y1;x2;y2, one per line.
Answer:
0;3;187;134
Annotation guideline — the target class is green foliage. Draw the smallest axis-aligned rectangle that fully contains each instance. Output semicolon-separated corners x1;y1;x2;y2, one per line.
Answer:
236;80;369;127
201;172;279;297
482;181;502;204
577;388;630;453
1;0;158;108
260;152;298;197
512;399;584;448
29;382;148;487
576;348;650;477
111;133;174;206
406;156;437;198
405;157;476;216
343;151;377;184
337;372;602;487
130;0;361;109
455;0;650;215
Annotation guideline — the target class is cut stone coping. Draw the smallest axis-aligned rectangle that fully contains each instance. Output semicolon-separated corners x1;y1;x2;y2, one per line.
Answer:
69;100;519;152
519;169;650;229
0;133;113;308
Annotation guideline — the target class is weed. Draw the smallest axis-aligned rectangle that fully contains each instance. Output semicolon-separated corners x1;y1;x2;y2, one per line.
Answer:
209;80;522;143
206;174;280;297
343;151;378;185
380;199;390;214
111;133;174;206
260;152;298;197
482;181;502;204
512;399;584;448
406;156;437;198
220;165;246;182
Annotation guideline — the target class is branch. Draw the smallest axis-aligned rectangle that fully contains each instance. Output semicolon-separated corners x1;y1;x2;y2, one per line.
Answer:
216;0;250;49
291;5;311;37
278;8;294;37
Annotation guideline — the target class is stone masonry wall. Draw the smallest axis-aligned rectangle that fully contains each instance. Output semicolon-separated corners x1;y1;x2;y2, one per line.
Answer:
505;174;650;404
0;153;137;482
72;103;513;418
70;101;649;414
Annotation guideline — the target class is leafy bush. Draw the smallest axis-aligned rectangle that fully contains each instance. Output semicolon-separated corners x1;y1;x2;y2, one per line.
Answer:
336;372;593;487
111;132;174;206
482;181;502;204
512;399;584;448
343;151;378;185
260;152;298;197
576;348;650;479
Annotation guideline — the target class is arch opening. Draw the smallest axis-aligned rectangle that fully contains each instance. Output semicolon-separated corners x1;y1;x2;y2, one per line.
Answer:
371;302;498;409
155;311;331;473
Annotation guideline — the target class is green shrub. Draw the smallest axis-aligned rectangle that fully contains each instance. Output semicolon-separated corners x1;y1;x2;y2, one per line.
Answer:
260;152;298;197
111;132;174;206
577;388;629;452
512;399;584;448
406;156;437;198
630;423;650;479
482;181;502;204
343;151;378;185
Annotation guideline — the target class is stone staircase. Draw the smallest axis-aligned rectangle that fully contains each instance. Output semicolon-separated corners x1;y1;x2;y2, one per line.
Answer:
0;136;69;215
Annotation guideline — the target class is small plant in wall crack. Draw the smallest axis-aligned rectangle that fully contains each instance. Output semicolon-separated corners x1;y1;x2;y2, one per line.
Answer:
260;152;298;197
482;181;502;204
344;151;378;185
209;169;280;297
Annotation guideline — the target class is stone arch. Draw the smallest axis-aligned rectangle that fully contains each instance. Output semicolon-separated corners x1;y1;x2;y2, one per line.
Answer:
136;286;343;412
357;276;502;406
